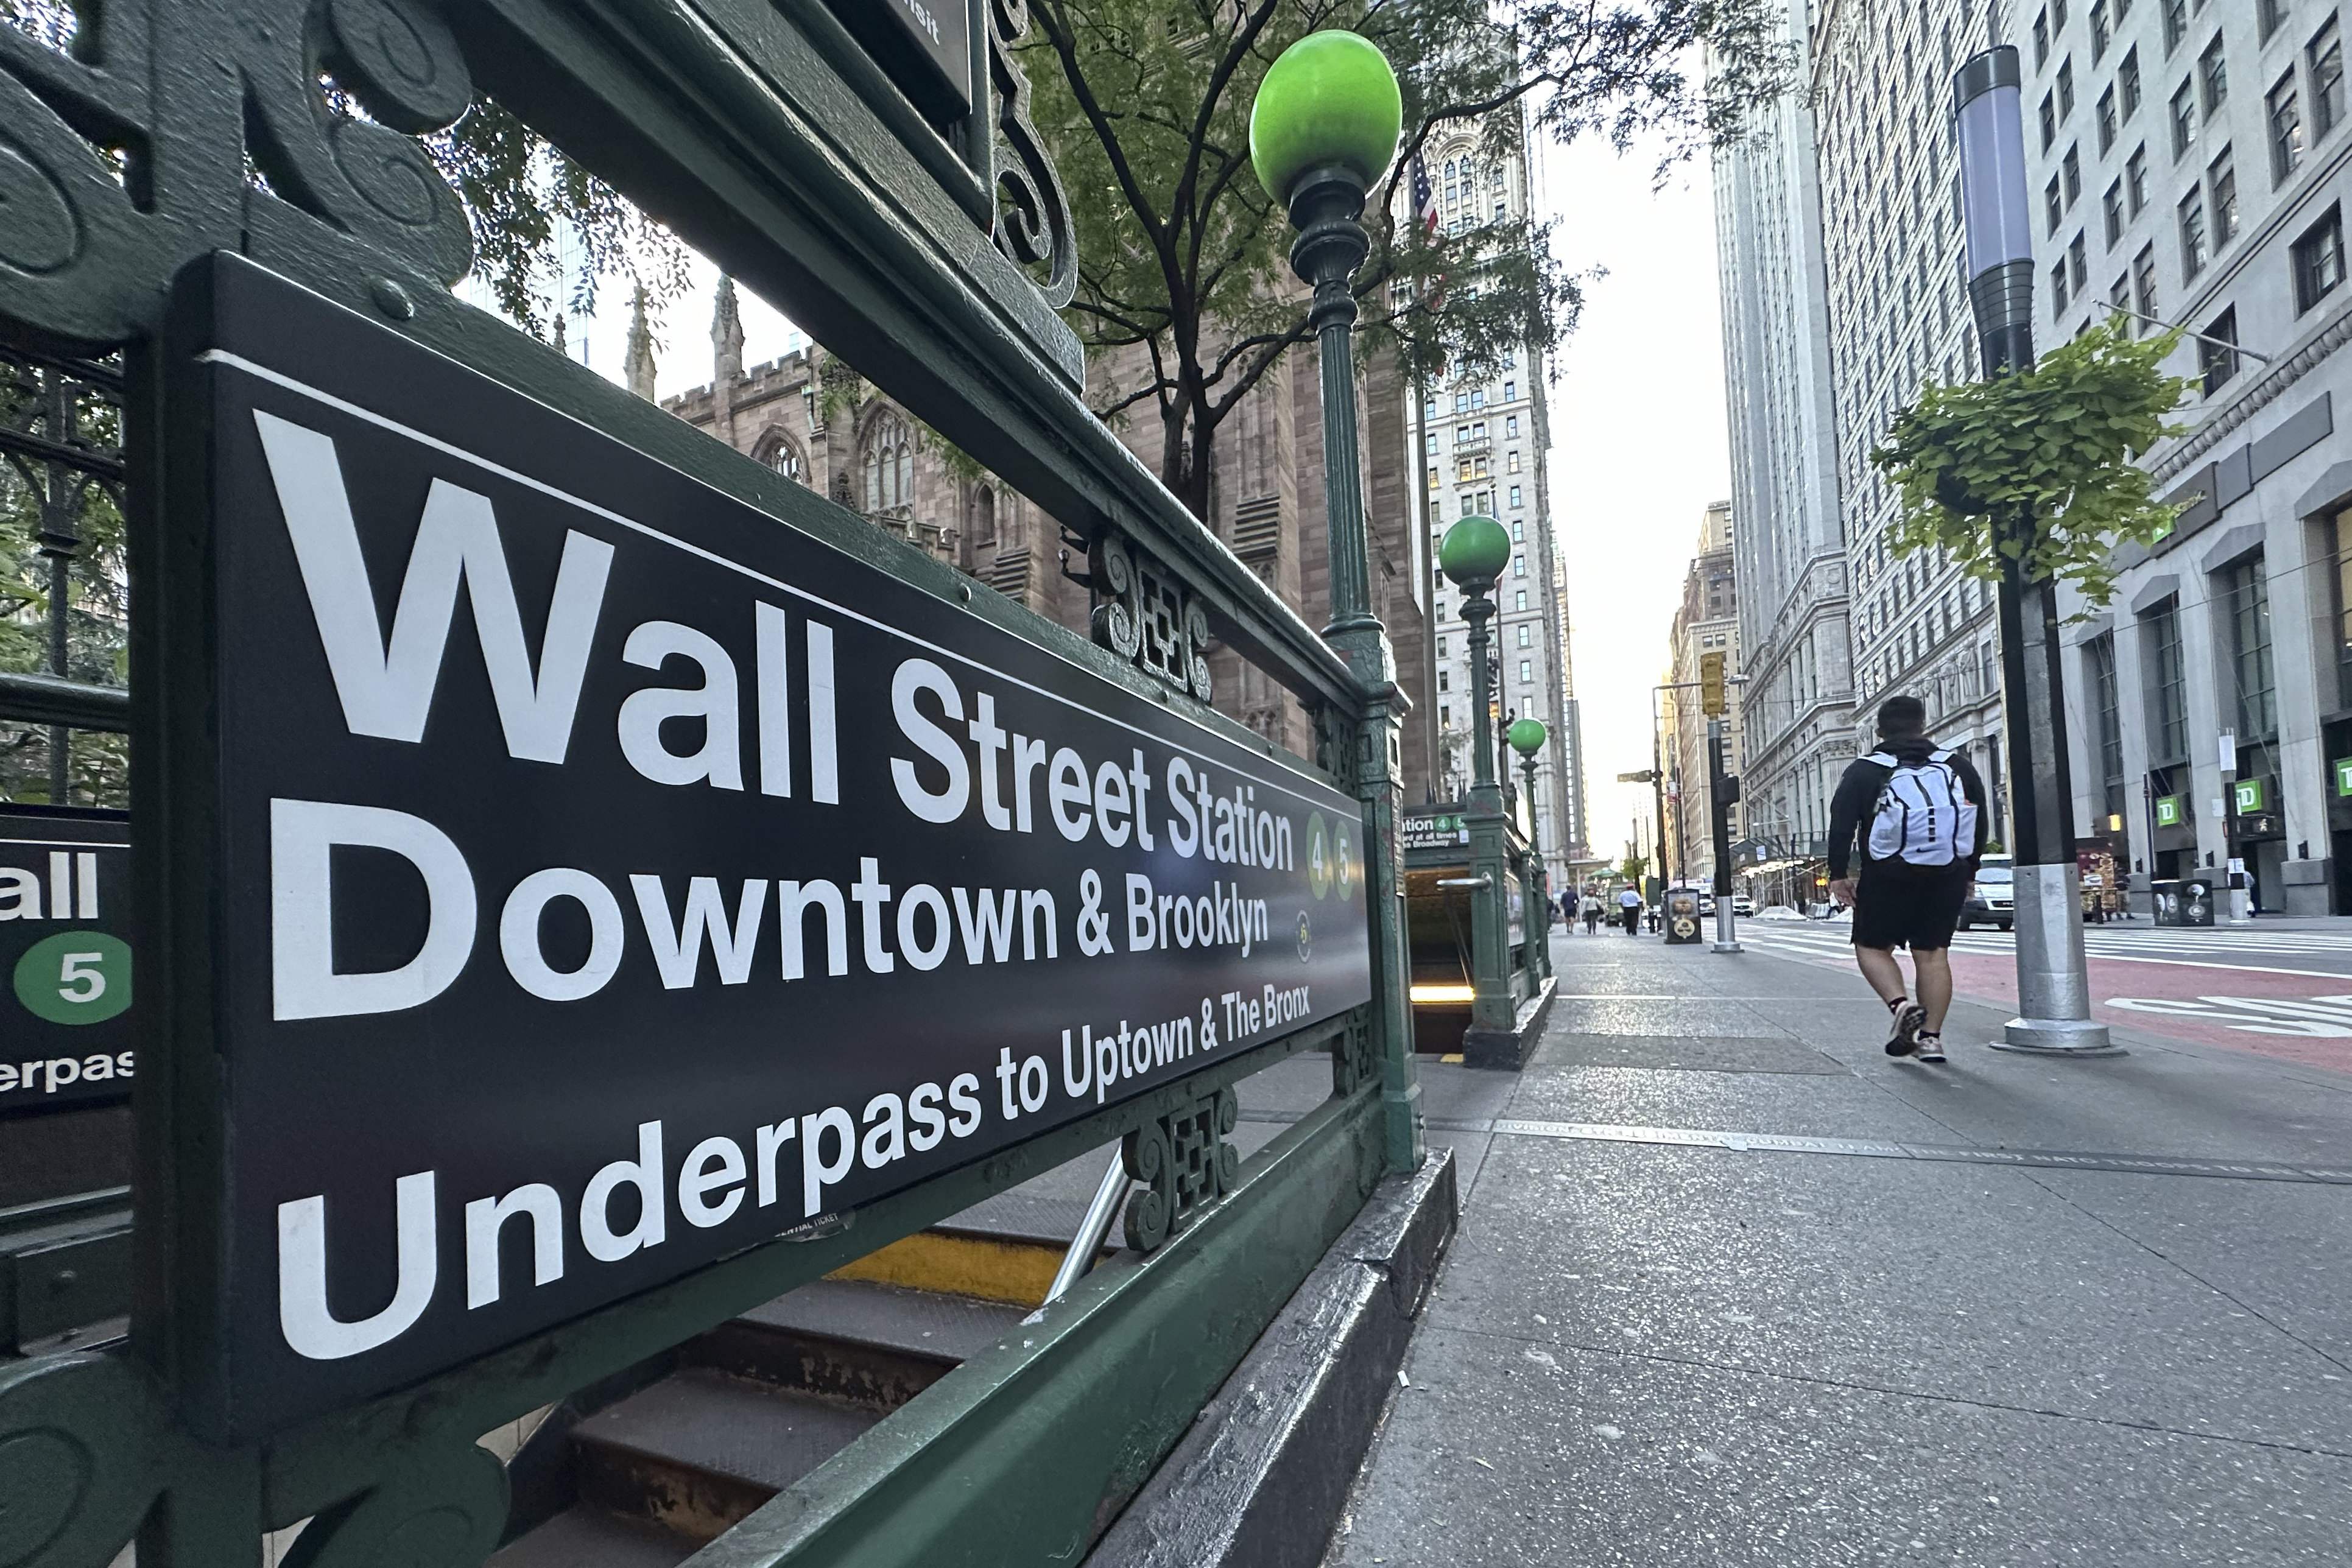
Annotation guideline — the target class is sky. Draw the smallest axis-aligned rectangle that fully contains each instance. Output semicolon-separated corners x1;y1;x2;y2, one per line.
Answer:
504;128;1735;871
1530;134;1734;869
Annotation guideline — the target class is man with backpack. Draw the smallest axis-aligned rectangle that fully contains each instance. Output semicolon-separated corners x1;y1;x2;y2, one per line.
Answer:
1825;695;1990;1064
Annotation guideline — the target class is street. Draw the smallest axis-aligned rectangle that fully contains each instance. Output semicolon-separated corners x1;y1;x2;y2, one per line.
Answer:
1732;919;2352;1073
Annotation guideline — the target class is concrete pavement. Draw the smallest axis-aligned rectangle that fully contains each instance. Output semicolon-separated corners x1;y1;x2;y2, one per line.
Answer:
1322;923;2352;1565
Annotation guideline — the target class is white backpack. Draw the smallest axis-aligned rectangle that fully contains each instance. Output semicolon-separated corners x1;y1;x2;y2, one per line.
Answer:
1864;748;1977;867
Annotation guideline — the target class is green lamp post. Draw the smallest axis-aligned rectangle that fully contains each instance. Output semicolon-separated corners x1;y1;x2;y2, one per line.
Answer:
1440;513;1520;1051
1252;34;1424;1157
1509;716;1551;982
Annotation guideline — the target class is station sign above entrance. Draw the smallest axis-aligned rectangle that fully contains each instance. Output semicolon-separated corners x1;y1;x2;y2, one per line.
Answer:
163;256;1370;1436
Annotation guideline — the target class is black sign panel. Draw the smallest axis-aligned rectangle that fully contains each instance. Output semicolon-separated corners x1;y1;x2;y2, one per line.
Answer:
0;806;133;1114
164;258;1370;1436
823;0;973;121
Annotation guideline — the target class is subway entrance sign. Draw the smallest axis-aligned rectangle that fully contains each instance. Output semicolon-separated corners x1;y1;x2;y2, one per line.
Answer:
0;806;133;1114
160;257;1370;1436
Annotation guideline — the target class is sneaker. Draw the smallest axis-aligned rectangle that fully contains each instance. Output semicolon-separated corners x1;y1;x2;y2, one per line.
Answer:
1914;1033;1947;1064
1884;1002;1928;1057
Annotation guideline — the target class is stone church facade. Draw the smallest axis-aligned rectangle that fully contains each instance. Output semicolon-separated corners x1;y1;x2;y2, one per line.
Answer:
661;281;1434;795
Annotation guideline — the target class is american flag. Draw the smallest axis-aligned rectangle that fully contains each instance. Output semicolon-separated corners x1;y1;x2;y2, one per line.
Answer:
1410;153;1440;239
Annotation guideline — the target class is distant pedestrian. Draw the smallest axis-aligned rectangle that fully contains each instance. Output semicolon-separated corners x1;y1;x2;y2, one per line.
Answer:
1617;885;1643;933
1581;888;1603;935
1826;694;1990;1065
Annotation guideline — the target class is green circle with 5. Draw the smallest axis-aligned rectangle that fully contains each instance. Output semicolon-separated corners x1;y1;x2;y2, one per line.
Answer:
15;931;132;1024
1333;821;1356;899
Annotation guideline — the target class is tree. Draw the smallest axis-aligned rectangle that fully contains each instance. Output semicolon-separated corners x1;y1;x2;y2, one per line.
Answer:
1868;318;2194;606
1023;0;1793;515
1618;854;1646;886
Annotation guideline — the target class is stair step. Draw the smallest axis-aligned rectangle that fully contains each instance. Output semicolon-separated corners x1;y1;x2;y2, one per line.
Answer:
570;1366;884;1544
826;1223;1072;1307
488;1505;694;1568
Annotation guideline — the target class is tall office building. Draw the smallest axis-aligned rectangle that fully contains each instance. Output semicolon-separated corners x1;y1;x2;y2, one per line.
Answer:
1809;0;2013;836
1407;108;1585;883
1664;502;1744;884
1710;0;1857;867
2025;0;2352;913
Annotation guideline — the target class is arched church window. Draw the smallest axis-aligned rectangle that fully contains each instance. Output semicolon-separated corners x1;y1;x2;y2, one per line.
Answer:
973;485;997;546
759;432;803;482
862;410;914;513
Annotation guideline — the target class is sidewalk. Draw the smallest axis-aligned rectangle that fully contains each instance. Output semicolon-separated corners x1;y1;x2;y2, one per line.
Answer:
1323;926;2352;1566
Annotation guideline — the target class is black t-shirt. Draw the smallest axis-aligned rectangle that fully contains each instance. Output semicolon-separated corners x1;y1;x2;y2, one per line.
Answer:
1825;736;1990;880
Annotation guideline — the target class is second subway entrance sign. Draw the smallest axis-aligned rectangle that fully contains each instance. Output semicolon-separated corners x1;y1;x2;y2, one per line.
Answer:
163;258;1369;1435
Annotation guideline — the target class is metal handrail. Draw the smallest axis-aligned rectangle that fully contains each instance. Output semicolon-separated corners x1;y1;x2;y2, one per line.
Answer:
0;670;130;731
1031;1149;1133;1318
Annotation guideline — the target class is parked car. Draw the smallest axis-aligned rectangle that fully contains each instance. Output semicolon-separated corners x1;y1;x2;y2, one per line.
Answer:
1733;893;1755;917
1959;854;2015;931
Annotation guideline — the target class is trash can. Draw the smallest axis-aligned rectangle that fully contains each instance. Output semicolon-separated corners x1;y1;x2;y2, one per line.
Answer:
2152;879;2180;926
2178;877;2215;927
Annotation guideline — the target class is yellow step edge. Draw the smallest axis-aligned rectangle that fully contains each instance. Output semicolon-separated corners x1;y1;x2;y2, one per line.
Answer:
828;1229;1068;1309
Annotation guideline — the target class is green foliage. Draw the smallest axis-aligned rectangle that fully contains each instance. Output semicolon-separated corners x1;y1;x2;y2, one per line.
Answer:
1023;0;1794;513
1868;317;2195;606
1618;854;1646;886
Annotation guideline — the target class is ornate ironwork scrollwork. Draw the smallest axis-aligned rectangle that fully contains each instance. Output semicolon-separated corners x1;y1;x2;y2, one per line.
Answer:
0;0;475;353
1088;531;1215;702
1331;1007;1378;1096
1121;1083;1239;1252
987;0;1076;308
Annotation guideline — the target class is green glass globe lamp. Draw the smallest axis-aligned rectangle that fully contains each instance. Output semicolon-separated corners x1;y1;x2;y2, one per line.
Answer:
1248;30;1404;207
1438;514;1512;589
1508;717;1547;757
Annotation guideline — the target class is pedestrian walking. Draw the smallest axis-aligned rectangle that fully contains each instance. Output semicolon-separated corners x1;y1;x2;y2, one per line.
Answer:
1825;694;1990;1064
1616;884;1643;934
1580;888;1603;935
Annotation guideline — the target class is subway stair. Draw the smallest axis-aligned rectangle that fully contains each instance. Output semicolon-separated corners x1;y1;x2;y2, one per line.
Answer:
487;1212;1084;1566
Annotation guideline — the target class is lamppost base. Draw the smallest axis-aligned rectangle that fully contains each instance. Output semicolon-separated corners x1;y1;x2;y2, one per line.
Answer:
1990;1016;2124;1055
1710;941;1744;954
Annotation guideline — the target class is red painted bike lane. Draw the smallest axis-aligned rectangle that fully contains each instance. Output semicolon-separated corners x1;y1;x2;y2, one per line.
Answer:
1938;946;2352;1074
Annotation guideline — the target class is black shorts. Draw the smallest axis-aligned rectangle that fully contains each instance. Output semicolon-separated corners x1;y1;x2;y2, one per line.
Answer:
1851;865;1969;952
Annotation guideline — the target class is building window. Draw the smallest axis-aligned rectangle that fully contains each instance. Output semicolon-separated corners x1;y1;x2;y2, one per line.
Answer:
2133;243;2160;328
1437;669;1449;692
2262;0;2293;44
2046;174;2065;234
860;410;914;514
2102;180;2125;247
1509;485;1523;508
2070;231;2089;292
2098;85;2119;150
2211;152;2239;247
759;434;803;482
1505;415;1519;437
2052;259;2072;319
1502;380;1516;401
2092;0;2112;59
2035;8;2051;67
2220;556;2278;740
2162;0;2187;54
2059;58;2077;116
2330;504;2352;707
1507;451;1521;473
2127;144;2150;212
2142;600;2188;764
2294;204;2345;312
1510;519;1524;541
1519;659;1533;685
2082;636;2127;826
2110;273;2131;313
2121;46;2143;118
2314;17;2345;139
1514;590;1528;611
2199;35;2228;115
2171;79;2197;156
1517;624;1532;648
2200;306;2240;393
2063;144;2082;206
1512;554;1526;578
2178;187;2209;278
2270;71;2306;181
2041;91;2059;150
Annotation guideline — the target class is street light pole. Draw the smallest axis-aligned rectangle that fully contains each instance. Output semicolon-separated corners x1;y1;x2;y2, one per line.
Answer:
1510;717;1550;979
1440;516;1516;1043
1953;46;2115;1055
1255;29;1426;1162
1708;717;1742;954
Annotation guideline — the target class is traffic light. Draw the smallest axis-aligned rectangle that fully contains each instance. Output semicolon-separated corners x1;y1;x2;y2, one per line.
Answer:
1699;651;1726;717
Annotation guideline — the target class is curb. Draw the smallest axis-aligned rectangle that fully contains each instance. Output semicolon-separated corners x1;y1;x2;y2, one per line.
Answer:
1462;974;1557;1070
1082;1147;1460;1568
